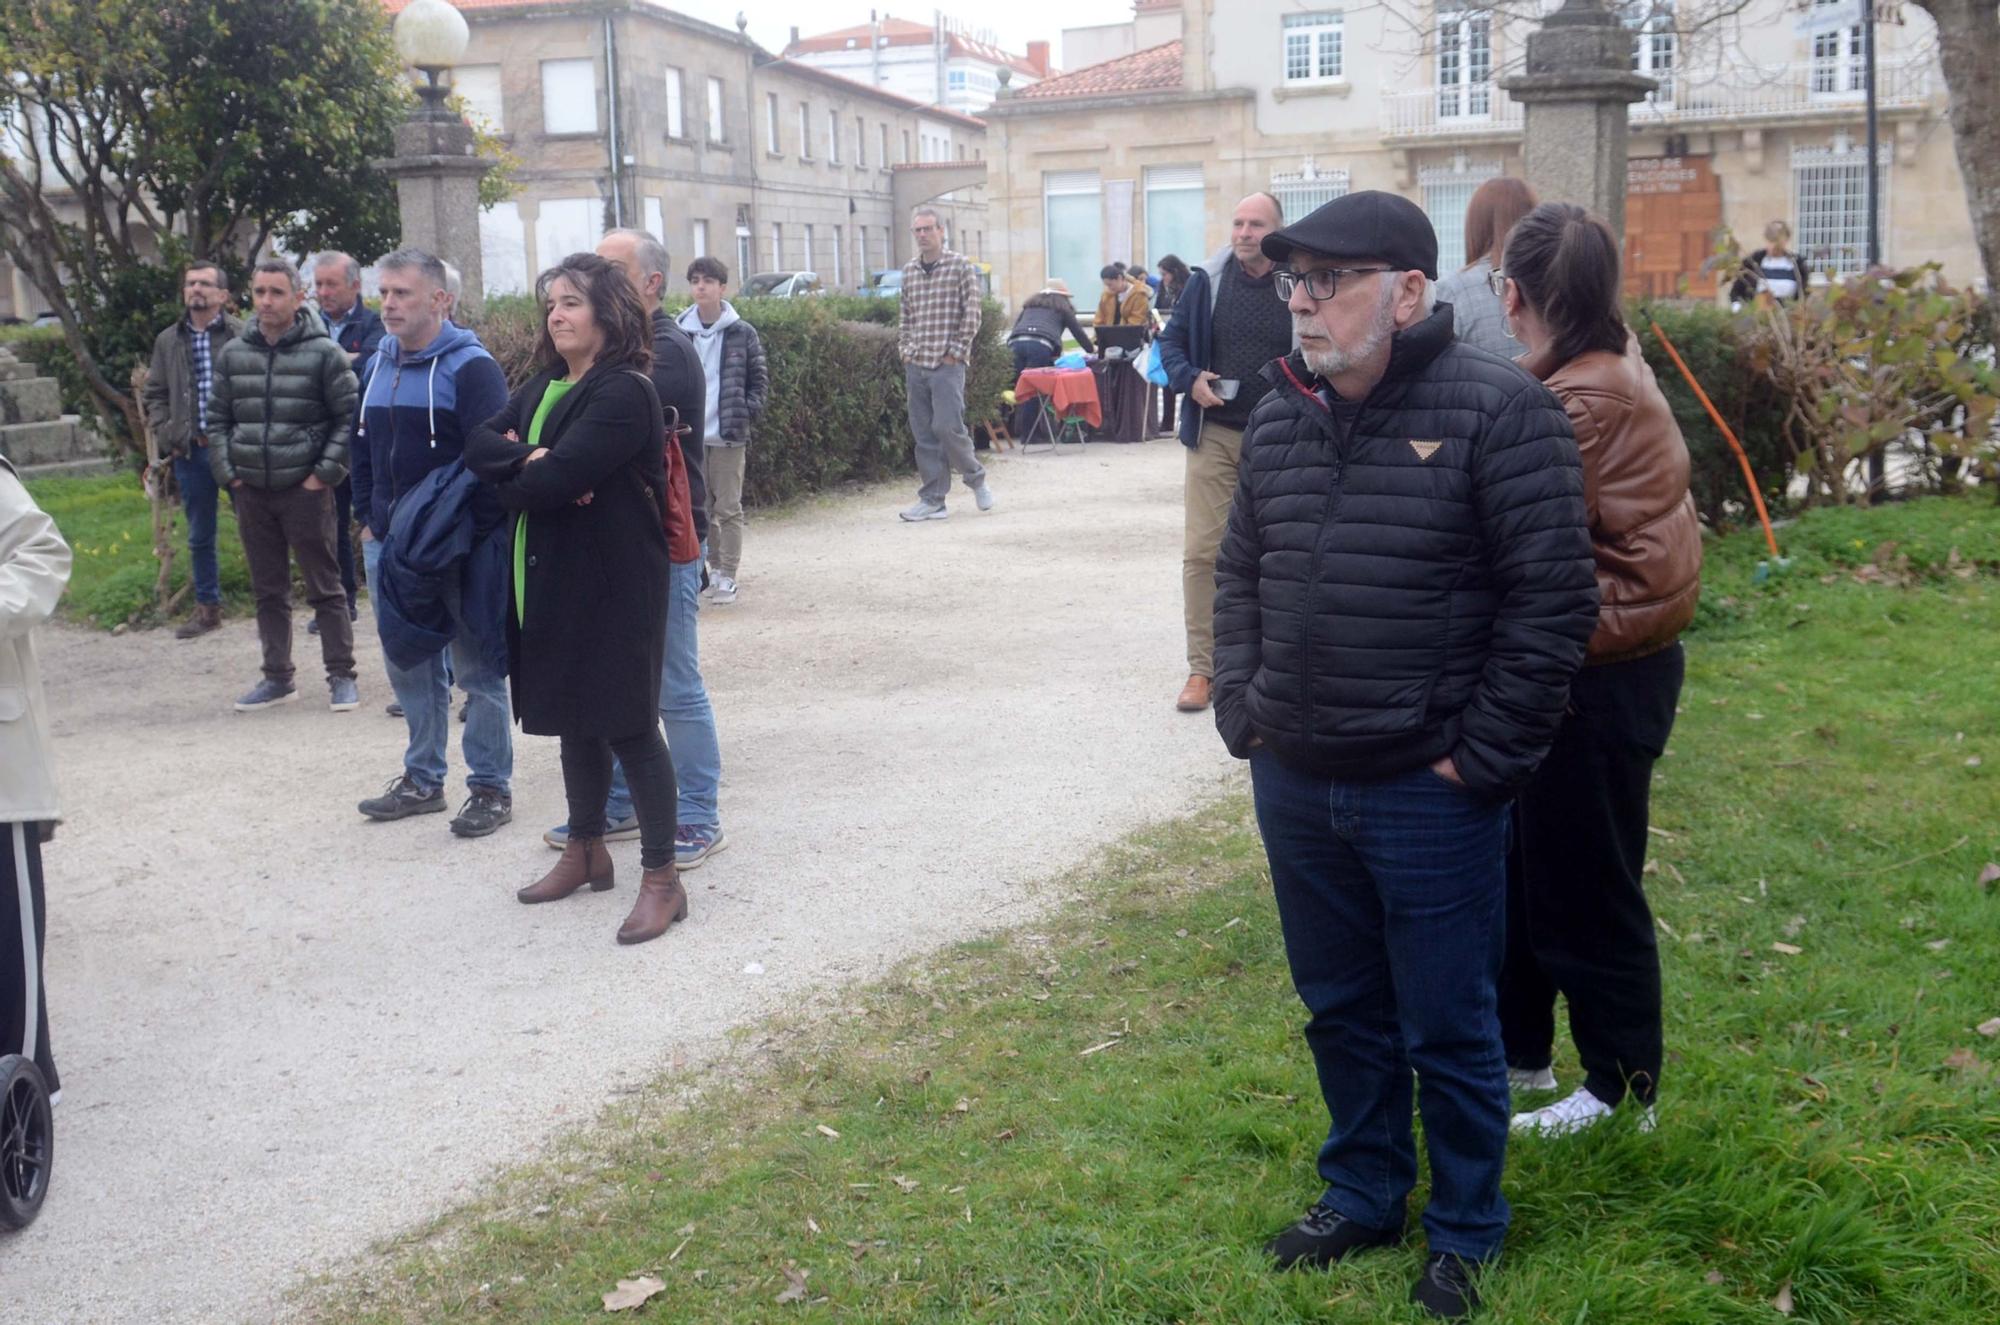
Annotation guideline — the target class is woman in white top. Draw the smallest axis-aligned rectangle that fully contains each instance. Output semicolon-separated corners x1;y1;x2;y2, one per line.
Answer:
1730;220;1813;303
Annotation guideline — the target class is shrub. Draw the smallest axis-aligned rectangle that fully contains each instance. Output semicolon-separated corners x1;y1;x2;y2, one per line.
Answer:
1632;302;1793;529
0;325;97;421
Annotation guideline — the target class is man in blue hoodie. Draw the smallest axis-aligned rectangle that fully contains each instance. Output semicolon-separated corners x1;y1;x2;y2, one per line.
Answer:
350;248;515;839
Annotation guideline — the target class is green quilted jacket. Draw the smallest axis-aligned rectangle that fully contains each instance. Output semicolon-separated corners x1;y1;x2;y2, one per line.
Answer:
208;308;357;490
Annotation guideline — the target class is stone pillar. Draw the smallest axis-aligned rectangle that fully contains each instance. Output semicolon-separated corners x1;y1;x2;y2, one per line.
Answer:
0;345;91;473
375;116;488;320
1502;0;1656;239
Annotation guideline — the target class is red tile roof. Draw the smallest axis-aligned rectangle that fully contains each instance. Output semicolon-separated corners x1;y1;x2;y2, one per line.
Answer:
1011;40;1181;101
783;17;1043;78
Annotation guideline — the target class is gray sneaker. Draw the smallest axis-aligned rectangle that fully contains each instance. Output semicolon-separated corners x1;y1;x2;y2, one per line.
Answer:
899;499;948;522
233;679;297;712
973;482;996;512
329;677;360;712
543;815;643;849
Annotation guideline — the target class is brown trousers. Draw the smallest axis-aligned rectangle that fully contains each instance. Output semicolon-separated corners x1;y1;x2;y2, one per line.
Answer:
233;482;354;686
1182;417;1245;678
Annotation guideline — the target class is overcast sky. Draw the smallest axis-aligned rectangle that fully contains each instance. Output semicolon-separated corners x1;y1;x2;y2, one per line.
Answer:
671;0;1139;62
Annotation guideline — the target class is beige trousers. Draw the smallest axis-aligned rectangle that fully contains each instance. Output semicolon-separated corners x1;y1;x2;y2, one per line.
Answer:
705;444;748;579
1182;417;1245;678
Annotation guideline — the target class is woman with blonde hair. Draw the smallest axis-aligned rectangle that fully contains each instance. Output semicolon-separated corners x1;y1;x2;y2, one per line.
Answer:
1434;176;1538;359
1729;219;1812;303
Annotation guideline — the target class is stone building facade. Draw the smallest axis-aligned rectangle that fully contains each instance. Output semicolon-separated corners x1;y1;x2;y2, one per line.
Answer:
397;0;990;296
782;15;1052;115
986;0;1981;310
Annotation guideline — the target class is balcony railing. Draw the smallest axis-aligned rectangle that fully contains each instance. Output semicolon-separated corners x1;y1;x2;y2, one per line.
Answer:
1381;57;1939;141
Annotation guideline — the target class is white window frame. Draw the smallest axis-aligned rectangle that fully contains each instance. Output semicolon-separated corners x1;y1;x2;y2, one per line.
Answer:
833;224;844;285
736;224;752;280
450;65;504;133
770;222;782;272
706;76;726;142
1436;13;1493;122
1811;24;1866;98
854;225;866;286
1419;158;1502;270
1792;141;1888;277
1043;169;1103;307
803;222;815;272
1282;12;1345;86
1624;3;1676;107
540;59;599;135
798;102;813;160
692;219;709;259
664;67;685;139
766;93;781;153
1270;159;1351;222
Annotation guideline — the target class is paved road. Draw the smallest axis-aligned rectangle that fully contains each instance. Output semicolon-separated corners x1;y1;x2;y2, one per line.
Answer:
0;440;1240;1323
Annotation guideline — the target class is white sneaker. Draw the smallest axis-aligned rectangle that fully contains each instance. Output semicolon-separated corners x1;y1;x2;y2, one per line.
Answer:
710;574;738;605
1507;1066;1558;1093
973;482;996;512
1512;1086;1654;1137
900;499;948;522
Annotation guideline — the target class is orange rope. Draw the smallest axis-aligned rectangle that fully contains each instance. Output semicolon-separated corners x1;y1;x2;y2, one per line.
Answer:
1649;319;1782;559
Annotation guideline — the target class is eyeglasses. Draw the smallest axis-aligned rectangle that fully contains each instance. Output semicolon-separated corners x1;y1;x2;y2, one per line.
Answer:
1486;268;1511;298
1274;267;1393;302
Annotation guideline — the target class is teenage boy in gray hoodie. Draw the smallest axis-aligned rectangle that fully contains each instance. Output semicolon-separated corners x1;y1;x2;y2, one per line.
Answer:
677;258;768;606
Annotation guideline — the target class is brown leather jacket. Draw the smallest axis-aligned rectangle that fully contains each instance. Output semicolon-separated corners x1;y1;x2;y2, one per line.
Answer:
1525;335;1702;664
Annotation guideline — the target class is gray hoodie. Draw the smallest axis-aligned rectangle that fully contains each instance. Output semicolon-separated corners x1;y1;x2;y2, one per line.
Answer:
677;301;739;446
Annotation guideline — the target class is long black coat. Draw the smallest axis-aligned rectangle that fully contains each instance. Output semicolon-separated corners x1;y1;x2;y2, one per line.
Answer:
466;363;669;739
1211;306;1599;798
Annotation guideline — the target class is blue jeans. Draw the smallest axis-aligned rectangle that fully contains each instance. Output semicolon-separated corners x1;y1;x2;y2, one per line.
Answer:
605;556;720;829
174;453;222;606
364;537;512;795
1249;752;1513;1261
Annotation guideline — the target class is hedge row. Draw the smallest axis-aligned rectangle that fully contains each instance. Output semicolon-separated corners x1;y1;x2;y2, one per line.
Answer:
1630;303;1794;527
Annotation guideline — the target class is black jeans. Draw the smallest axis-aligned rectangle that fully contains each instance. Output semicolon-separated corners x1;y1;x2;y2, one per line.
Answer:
561;728;677;869
1499;642;1685;1106
1009;339;1056;441
2;822;57;1094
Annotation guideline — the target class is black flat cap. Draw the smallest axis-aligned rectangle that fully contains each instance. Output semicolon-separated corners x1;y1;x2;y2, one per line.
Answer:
1261;190;1440;281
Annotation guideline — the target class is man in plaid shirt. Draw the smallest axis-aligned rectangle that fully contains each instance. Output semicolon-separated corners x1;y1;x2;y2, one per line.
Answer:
897;206;994;521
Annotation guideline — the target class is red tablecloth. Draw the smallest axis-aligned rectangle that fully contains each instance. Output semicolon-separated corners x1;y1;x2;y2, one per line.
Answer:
1014;367;1102;430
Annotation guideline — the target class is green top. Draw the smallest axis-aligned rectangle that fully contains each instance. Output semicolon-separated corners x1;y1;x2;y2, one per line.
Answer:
514;378;577;625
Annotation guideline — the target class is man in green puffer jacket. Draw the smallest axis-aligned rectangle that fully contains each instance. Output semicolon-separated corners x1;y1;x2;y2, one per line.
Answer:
209;257;360;714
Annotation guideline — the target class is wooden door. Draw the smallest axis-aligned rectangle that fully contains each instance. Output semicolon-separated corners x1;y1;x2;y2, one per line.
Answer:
1624;156;1723;299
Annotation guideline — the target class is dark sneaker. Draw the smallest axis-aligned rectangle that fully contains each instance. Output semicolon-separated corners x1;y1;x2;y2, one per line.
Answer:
458;700;470;724
307;617;319;636
329;677;360;712
1411;1254;1483;1319
1265;1203;1404;1270
450;787;514;839
385;701;405;718
233;679;297;712
542;815;641;849
358;775;446;821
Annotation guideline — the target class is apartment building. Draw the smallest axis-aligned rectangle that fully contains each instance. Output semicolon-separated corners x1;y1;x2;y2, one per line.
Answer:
392;0;990;295
985;0;1977;309
782;14;1053;114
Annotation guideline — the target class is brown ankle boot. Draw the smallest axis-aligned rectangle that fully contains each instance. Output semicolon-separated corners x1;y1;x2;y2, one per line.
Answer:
175;602;222;640
616;863;688;945
517;836;614;904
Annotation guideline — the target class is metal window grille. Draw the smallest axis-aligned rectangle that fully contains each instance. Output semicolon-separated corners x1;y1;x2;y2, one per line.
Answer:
1270;160;1351;221
1420;159;1502;268
1792;143;1889;277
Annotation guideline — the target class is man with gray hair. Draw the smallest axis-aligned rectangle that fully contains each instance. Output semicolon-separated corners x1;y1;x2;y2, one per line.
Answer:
1211;192;1596;1317
352;247;515;837
209;257;360;712
896;205;992;522
312;250;384;628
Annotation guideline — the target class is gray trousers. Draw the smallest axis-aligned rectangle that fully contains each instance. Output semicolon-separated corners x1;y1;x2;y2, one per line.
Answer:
905;362;985;503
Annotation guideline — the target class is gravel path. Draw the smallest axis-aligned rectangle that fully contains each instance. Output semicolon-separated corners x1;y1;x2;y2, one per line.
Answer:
0;440;1240;1323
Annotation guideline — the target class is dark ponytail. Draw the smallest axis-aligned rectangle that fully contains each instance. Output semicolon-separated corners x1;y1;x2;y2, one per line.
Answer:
1502;202;1628;365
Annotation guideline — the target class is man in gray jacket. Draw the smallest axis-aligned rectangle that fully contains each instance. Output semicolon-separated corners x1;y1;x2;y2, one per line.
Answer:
142;262;242;640
209;258;359;713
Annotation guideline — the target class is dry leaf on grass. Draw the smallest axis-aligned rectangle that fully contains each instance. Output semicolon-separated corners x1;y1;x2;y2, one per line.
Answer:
1772;1279;1794;1314
1079;1038;1122;1056
602;1275;666;1312
953;1097;972;1114
892;1175;920;1193
1975;1017;2000;1038
1771;942;1803;956
1944;1048;1989;1076
774;1263;810;1305
1978;862;2000;892
815;1124;841;1140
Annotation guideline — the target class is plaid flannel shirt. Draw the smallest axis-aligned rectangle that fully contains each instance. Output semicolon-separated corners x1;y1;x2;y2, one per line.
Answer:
188;315;217;435
897;249;982;369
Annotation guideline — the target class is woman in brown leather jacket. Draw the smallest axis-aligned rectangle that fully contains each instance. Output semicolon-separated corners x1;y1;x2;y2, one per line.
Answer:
1490;202;1702;1138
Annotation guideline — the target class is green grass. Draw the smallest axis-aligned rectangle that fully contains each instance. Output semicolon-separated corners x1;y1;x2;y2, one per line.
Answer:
24;471;253;628
304;496;2000;1323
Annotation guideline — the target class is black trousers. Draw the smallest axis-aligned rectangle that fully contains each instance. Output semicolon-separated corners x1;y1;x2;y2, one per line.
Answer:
562;728;678;869
1499;643;1685;1106
2;822;57;1095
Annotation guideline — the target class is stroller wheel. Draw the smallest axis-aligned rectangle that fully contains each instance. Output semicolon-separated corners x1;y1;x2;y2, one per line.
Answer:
0;1055;53;1231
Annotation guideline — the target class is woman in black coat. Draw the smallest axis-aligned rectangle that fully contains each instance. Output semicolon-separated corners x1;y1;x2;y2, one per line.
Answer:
466;253;685;947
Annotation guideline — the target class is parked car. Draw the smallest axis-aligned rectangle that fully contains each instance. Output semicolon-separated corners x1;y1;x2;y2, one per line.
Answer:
867;264;996;300
741;271;824;299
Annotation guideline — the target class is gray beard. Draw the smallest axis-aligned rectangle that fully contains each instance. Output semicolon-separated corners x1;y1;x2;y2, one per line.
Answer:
1298;309;1393;380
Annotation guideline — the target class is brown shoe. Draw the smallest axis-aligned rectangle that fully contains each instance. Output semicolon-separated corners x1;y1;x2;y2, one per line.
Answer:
616;863;688;945
517;836;614;904
175;603;222;640
1176;674;1212;712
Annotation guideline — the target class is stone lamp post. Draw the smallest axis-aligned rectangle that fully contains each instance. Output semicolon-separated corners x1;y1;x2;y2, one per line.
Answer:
377;0;486;317
1502;0;1656;239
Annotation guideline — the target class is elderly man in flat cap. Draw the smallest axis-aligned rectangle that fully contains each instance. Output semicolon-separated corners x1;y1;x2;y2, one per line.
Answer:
1210;190;1598;1318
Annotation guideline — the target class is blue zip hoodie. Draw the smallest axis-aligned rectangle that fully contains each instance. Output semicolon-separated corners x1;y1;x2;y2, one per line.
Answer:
351;321;511;538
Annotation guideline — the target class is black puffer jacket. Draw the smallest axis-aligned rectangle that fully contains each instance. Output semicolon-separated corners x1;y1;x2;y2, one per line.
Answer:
676;303;768;447
1211;306;1599;798
208;308;357;490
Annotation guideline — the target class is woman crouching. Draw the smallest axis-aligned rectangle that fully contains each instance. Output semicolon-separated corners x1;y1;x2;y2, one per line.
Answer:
468;253;685;946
